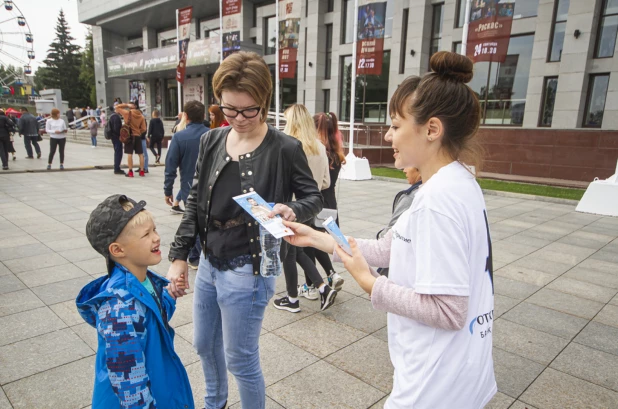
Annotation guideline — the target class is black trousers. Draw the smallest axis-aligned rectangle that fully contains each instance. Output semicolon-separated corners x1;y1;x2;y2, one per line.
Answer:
0;138;9;167
149;139;162;157
48;138;66;164
303;247;336;287
283;245;325;298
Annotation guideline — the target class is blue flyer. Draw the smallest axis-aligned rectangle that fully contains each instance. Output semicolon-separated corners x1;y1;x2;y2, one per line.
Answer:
233;192;294;238
322;216;352;254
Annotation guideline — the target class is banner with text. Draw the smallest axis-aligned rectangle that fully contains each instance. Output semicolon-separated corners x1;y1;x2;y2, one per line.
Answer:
356;0;386;75
222;0;242;59
183;77;205;104
278;0;301;79
466;0;515;63
176;6;193;83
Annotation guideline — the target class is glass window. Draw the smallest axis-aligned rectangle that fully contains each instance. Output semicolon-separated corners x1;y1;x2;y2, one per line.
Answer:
548;0;569;62
205;28;221;38
161;38;177;47
453;41;462;54
430;4;444;61
326;24;333;79
596;0;618;58
539;77;558;127
339;51;391;123
400;8;409;74
324;89;330;113
466;34;534;126
264;16;277;55
456;0;467;28
583;74;610;128
342;0;393;43
327;0;335;13
513;0;539;18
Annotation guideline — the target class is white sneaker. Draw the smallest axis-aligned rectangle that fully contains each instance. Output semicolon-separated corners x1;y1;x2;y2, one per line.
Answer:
91;146;96;148
298;283;319;300
328;272;345;292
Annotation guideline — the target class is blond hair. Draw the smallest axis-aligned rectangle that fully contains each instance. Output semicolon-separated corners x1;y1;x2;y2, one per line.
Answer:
284;104;320;156
212;51;272;122
118;199;155;238
174;113;187;133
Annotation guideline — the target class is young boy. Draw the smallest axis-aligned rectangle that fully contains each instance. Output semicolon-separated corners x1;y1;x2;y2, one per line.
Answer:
76;194;193;409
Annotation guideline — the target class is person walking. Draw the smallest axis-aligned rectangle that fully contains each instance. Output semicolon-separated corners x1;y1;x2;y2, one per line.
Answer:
81;107;88;119
140;116;149;173
100;109;106;127
66;108;75;129
18;107;41;159
273;104;336;313
208;104;229;128
169;112;188;212
0;110;14;170
88;116;99;148
148;109;165;164
107;105;124;175
284;52;497;409
164;100;209;270
115;103;146;177
45;108;68;170
166;51;322;409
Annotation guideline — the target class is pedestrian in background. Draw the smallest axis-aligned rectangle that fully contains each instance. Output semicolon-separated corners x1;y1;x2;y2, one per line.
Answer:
88;116;99;148
208;104;229;128
140;116;149;173
148;109;165;164
18;107;41;159
0;110;14;170
115;103;146;177
66;108;75;129
107;105;124;175
100;109;106;127
45;108;68;170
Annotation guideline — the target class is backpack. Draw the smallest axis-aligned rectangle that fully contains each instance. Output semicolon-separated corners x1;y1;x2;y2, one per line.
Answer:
119;111;132;144
103;113;115;140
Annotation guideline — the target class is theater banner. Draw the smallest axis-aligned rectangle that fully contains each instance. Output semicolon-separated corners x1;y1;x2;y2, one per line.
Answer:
356;0;387;75
278;0;301;79
176;6;193;83
222;0;242;59
466;0;515;63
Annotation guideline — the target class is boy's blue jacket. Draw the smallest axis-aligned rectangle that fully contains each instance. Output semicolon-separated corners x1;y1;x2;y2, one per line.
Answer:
76;264;194;409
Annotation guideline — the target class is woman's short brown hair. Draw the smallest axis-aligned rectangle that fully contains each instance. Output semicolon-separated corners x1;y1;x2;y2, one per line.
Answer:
51;108;60;119
212;51;272;122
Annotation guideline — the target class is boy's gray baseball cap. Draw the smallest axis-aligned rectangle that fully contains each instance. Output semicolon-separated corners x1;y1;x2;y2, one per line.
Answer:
86;194;147;274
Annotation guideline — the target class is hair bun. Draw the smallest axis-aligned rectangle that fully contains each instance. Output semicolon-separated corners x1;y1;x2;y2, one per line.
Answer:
430;51;474;84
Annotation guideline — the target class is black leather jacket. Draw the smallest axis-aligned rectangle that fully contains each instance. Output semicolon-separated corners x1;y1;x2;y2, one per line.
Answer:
168;125;323;275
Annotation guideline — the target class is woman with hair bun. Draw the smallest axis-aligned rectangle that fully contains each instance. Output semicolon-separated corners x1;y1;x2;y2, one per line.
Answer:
283;51;496;408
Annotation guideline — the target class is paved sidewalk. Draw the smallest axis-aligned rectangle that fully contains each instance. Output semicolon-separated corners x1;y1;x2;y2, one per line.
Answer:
0;145;617;408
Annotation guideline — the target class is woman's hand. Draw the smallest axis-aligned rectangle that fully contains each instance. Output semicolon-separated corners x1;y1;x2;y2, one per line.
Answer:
269;203;296;221
334;237;376;295
282;220;335;253
167;260;189;299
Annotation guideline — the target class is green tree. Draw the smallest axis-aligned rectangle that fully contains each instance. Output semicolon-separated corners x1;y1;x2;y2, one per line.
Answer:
36;9;85;106
79;29;96;107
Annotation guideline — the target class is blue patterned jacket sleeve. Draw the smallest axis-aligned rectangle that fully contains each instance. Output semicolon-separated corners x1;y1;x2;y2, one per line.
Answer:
97;296;157;409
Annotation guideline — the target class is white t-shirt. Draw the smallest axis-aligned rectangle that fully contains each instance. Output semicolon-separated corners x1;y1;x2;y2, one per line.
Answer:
45;118;67;139
385;161;496;409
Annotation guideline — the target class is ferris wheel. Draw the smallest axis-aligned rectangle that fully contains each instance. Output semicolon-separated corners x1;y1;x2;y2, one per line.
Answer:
0;0;34;87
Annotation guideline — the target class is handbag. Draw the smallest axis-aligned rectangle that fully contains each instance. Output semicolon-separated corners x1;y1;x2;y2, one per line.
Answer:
119;111;132;144
314;208;338;228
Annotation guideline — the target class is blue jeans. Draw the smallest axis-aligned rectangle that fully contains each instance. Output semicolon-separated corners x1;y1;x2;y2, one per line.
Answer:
141;139;149;170
23;135;41;157
188;239;202;263
112;138;123;172
193;256;275;409
91;136;97;146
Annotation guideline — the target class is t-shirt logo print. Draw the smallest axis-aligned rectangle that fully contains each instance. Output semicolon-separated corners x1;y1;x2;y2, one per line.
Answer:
483;210;494;294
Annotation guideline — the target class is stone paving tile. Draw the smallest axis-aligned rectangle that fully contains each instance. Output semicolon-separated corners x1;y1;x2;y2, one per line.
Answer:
273;314;366;358
56;247;100;263
484;392;516;409
510;256;573;276
0;274;25;295
591;249;618;264
495;265;556;287
546;276;617;303
493;347;545;399
557;230;615;250
563;266;618;290
550;342;618;392
168;293;193;328
494;294;519;318
574;322;618;356
0;243;54;262
509;401;538;409
74;257;107;275
260;333;320;387
71;323;98;352
520;368;618;409
501;302;589;340
0;263;9;278
367;395;389;409
0;235;39;249
593;304;618;328
493;319;569;365
324;335;394;394
0;289;44;318
49;300;85;327
526;288;605;320
371;327;388;343
30;228;84;244
577;258;618;275
17;263;88;288
229;397;284;409
266;361;385;409
31;277;93;306
2;253;70;274
0;328;94;385
494;276;541;300
0;307;67;347
174;332;200;367
44;236;91;253
322;297;387;334
3;356;95;409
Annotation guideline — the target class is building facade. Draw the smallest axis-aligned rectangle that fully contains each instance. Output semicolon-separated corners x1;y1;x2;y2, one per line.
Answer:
79;0;618;182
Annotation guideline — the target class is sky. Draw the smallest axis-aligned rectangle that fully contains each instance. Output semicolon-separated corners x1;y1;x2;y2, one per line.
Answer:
14;0;87;71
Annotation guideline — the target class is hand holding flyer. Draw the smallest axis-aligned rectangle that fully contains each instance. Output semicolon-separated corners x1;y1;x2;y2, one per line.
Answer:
322;216;352;255
233;192;294;239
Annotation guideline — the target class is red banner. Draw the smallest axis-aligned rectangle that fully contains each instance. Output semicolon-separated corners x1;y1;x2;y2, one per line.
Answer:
466;0;515;63
223;0;242;16
279;48;297;78
356;1;386;75
278;0;301;79
176;6;193;83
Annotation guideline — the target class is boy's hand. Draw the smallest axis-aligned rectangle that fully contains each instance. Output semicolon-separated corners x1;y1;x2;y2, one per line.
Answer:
167;260;189;298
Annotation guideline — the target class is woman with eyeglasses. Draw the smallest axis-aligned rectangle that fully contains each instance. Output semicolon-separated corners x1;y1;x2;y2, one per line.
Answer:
166;51;322;409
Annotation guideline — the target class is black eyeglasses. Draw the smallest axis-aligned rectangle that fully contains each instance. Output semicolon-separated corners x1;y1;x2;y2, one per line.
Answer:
219;105;262;119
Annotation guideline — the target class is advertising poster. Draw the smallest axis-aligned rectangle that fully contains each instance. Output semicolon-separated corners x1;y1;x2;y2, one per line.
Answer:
222;31;241;59
222;0;241;16
278;0;301;79
222;0;242;59
176;6;193;83
129;81;146;108
466;0;515;63
233;192;294;239
183;77;205;104
356;0;387;75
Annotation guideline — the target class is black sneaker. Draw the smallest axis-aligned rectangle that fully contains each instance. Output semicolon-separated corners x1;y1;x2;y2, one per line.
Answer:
188;259;199;270
170;205;184;214
114;170;126;175
273;296;300;313
320;285;337;311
